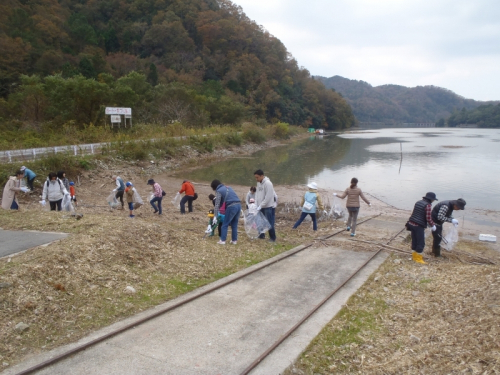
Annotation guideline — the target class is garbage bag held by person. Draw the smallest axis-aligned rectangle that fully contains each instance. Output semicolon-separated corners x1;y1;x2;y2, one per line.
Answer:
442;225;459;251
244;210;271;238
107;192;119;208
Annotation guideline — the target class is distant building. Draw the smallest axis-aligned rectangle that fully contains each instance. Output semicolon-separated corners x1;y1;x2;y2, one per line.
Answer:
402;123;435;128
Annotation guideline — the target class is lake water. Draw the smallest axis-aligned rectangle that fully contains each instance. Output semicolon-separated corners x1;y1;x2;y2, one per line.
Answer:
185;128;500;210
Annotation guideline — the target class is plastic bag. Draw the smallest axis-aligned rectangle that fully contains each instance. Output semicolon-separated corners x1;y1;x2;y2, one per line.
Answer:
172;193;180;206
148;194;154;203
442;225;459;251
107;192;119;209
243;210;272;238
330;196;347;219
132;188;143;209
61;194;74;212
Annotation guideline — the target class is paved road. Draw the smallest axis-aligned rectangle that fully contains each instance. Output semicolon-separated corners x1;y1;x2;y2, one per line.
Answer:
0;229;68;258
4;245;387;375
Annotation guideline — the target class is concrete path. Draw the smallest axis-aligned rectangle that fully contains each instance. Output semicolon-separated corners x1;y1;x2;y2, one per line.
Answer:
0;229;68;259
4;245;387;375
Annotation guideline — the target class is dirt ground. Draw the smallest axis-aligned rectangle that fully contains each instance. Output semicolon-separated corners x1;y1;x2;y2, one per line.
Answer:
1;137;499;373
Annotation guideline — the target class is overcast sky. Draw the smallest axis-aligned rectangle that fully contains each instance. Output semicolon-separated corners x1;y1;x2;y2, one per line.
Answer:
231;0;500;101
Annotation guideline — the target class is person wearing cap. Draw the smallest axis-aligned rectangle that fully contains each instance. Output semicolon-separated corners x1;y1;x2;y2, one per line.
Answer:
112;175;125;209
176;180;196;214
431;198;466;256
2;170;29;210
245;187;256;209
69;181;77;207
125;182;135;218
148;179;163;215
334;177;371;237
407;192;438;264
254;169;277;242
292;182;324;231
20;166;36;191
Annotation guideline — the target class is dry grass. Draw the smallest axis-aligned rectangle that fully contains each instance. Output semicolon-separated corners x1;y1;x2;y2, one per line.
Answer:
286;236;500;375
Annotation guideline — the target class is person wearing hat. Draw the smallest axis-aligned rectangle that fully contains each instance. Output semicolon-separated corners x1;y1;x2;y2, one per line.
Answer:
20;166;36;191
431;198;466;257
148;179;163;215
2;170;30;210
334;177;371;237
292;182;324;231
125;181;135;218
69;181;77;207
407;192;438;264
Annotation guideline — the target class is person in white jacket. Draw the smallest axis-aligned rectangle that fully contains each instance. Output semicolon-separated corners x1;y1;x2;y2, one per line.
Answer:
42;172;68;211
254;169;277;242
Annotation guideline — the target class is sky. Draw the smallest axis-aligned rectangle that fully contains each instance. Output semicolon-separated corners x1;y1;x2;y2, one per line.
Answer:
230;0;500;101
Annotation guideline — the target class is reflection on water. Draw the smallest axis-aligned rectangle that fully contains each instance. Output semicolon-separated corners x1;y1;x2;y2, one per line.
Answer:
184;128;500;210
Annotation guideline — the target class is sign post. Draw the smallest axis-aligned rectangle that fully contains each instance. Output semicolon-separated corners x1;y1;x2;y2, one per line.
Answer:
105;108;132;128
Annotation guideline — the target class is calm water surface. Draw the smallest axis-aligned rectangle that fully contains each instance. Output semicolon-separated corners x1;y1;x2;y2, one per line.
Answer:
185;128;500;210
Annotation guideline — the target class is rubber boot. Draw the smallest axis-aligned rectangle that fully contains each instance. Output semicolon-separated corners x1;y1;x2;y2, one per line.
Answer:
432;245;441;257
412;251;426;264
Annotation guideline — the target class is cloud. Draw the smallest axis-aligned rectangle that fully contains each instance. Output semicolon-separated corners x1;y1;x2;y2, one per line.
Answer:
233;0;500;100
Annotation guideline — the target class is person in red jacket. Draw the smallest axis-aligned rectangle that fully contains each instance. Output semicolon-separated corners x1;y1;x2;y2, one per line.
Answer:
69;181;77;207
175;180;196;214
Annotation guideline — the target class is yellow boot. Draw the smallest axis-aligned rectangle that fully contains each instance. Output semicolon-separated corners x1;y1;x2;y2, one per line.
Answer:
412;251;426;264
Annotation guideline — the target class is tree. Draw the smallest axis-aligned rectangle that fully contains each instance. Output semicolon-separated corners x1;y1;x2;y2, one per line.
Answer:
147;63;158;86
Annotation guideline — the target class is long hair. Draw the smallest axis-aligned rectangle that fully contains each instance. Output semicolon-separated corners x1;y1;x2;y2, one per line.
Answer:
350;177;358;189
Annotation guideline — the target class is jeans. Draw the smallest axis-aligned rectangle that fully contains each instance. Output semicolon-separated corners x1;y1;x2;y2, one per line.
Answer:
220;203;241;242
409;224;426;253
180;195;194;213
259;207;276;241
10;200;19;210
293;212;317;230
150;196;163;214
347;207;359;234
115;190;124;208
50;199;62;211
27;177;35;191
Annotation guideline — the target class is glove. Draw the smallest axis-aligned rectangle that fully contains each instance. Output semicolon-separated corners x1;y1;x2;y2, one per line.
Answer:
431;225;437;232
323;210;328;215
205;224;212;234
40;200;46;206
20;187;29;193
257;205;262;211
113;189;117;192
176;192;180;197
333;193;337;196
212;217;217;226
368;203;372;206
451;219;459;227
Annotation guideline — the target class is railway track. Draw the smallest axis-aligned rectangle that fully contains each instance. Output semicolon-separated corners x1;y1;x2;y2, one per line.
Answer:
14;214;386;375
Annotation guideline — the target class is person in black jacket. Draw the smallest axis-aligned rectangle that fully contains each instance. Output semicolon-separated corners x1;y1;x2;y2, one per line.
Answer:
431;198;466;256
407;192;438;264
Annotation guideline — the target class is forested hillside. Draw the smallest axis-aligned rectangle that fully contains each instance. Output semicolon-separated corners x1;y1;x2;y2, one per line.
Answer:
316;75;496;124
447;104;500;128
0;0;355;130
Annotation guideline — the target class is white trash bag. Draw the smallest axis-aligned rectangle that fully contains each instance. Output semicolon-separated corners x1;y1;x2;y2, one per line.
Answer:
243;210;272;238
107;191;119;208
330;196;347;219
172;192;180;206
132;188;144;209
442;225;459;251
62;194;75;212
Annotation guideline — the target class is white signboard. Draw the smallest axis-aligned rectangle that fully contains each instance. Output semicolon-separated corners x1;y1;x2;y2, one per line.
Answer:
106;107;132;115
111;115;121;123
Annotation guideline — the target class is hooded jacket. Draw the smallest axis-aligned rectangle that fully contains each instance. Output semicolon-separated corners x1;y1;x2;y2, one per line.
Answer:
255;176;275;208
1;177;22;210
42;178;68;202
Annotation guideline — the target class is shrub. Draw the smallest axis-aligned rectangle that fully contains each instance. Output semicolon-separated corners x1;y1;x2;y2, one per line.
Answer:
224;132;243;146
269;122;290;140
189;136;214;153
242;124;267;144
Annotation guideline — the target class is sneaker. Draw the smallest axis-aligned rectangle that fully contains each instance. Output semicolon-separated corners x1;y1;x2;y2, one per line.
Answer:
230;241;237;245
129;215;135;218
350;233;355;237
153;210;158;214
217;240;226;245
346;226;351;231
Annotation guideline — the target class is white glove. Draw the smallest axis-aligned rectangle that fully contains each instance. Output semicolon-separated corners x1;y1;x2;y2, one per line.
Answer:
212;217;217;226
257;206;262;211
323;210;328;215
333;193;337;196
431;225;437;232
451;219;459;227
113;189;117;192
20;187;29;193
205;225;212;234
40;200;46;206
369;203;372;206
176;192;180;196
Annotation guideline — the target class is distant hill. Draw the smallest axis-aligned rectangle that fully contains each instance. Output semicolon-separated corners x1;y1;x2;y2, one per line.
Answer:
315;75;497;124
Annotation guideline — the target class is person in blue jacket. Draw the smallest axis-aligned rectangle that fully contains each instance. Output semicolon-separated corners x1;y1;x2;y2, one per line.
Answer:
292;182;325;231
20;166;36;191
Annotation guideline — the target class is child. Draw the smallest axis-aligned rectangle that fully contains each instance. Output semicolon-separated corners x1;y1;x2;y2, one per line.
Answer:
208;194;223;237
247;198;258;215
69;181;77;207
125;181;135;218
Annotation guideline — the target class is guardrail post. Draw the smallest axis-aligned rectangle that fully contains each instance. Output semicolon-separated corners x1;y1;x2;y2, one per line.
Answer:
7;151;11;163
74;145;77;156
54;147;57;154
33;149;36;160
91;144;94;154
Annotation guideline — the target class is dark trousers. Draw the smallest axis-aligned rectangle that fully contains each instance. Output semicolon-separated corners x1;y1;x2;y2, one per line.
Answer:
50;199;62;211
259;207;276;241
293;212;318;231
409;224;426;253
150;196;163;214
115;190;124;207
432;224;443;248
180;195;194;213
10;200;19;210
27;177;35;191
